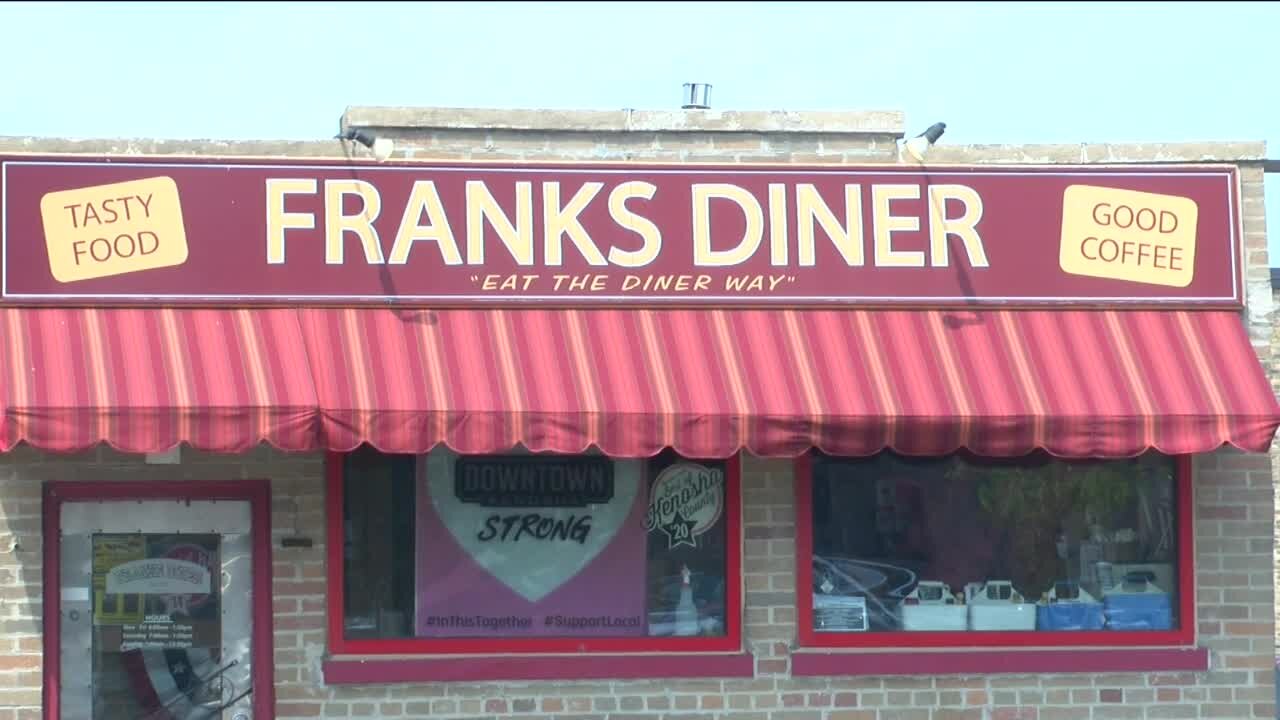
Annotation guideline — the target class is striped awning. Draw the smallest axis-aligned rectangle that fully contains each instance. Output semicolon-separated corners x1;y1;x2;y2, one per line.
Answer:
0;308;318;453
1;308;1276;458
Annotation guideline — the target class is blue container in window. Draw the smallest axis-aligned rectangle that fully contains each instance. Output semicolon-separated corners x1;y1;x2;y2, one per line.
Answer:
1103;571;1173;631
1036;581;1106;631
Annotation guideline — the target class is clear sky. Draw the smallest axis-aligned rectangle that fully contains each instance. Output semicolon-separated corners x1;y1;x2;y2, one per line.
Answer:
2;1;1277;259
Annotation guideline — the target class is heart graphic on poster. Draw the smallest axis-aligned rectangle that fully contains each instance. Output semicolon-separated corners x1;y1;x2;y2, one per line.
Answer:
425;451;640;603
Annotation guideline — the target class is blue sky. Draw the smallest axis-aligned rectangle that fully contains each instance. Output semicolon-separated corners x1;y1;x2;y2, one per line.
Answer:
2;1;1277;259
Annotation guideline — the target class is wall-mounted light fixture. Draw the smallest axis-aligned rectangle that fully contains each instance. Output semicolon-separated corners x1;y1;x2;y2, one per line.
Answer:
338;128;395;162
902;122;947;163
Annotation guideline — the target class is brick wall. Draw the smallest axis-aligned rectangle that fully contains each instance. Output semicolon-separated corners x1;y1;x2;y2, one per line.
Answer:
1273;279;1280;664
0;446;1274;719
0;111;1274;719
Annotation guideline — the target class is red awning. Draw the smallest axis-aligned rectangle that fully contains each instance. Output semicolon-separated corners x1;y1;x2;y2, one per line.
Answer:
0;308;318;453
299;308;1280;458
1;307;1276;458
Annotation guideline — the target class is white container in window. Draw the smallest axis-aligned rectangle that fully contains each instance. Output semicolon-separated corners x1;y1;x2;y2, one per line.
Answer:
900;581;967;631
965;580;1037;631
1045;581;1098;604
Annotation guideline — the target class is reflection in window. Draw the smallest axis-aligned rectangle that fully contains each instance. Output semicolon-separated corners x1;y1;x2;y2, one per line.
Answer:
810;452;1178;633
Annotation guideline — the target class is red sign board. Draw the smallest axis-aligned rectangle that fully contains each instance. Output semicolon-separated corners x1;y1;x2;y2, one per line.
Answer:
0;156;1242;307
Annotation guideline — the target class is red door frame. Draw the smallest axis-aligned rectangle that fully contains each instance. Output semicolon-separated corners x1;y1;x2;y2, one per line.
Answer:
42;480;275;720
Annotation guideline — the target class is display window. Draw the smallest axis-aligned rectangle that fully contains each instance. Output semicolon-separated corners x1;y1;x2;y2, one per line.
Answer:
328;446;742;654
795;451;1193;649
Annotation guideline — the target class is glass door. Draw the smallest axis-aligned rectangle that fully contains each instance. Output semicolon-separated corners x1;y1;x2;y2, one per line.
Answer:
58;499;255;720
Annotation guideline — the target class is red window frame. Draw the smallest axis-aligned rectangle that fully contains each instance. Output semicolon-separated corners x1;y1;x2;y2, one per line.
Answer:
793;452;1195;649
326;450;743;656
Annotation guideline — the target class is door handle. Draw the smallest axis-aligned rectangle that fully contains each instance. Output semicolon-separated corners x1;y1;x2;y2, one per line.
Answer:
213;685;253;717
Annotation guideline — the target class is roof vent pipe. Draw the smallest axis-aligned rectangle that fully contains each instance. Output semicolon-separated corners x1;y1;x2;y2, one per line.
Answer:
682;83;712;110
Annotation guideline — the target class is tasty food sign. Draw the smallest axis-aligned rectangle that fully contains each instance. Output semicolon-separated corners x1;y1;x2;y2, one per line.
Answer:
0;157;1242;306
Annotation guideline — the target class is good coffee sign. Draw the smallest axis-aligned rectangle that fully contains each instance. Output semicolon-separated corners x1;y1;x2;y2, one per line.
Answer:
0;156;1243;307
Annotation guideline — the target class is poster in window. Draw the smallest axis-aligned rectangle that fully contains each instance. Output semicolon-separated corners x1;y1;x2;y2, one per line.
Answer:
643;456;728;637
414;449;648;637
91;534;221;651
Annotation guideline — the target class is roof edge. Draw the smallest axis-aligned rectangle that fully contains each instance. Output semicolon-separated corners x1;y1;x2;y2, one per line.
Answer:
0;137;1265;167
928;141;1267;164
341;106;907;136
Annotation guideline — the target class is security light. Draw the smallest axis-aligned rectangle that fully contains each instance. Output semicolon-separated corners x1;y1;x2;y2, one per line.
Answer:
339;128;394;162
903;122;947;163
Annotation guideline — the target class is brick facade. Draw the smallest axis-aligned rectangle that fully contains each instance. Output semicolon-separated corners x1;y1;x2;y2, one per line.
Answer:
0;109;1273;719
1;447;1273;719
1271;272;1280;670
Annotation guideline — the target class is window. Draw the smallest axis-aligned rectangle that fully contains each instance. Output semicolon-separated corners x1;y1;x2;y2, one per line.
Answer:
329;446;741;654
795;451;1192;648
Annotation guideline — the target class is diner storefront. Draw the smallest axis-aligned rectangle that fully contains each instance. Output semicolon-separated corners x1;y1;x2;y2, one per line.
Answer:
1;106;1277;720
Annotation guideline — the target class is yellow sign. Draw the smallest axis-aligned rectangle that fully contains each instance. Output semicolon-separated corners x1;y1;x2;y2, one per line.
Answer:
1059;185;1198;288
39;176;188;283
92;535;146;626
